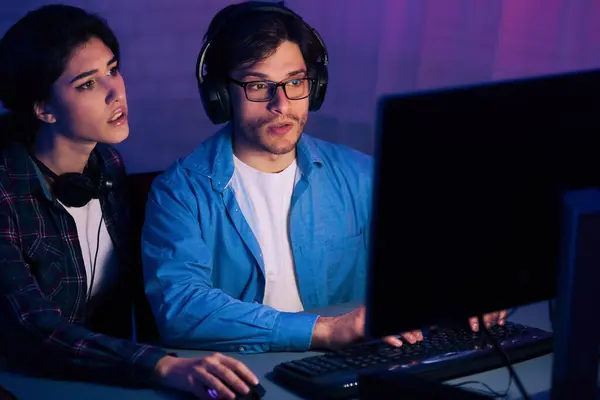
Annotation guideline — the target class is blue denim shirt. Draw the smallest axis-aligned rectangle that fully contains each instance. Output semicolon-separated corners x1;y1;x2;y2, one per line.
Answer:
141;125;373;353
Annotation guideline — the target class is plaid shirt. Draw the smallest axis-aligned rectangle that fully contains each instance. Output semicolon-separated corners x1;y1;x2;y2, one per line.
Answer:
0;142;168;386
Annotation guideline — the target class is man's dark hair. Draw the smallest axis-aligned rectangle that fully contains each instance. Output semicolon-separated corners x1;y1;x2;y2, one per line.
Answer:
203;1;322;80
0;4;120;146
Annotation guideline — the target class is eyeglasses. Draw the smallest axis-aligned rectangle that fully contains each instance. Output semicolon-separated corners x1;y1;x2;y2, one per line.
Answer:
229;77;314;102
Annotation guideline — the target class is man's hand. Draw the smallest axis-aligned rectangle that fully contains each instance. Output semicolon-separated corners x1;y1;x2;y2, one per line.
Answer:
155;353;259;400
311;306;423;351
468;310;508;332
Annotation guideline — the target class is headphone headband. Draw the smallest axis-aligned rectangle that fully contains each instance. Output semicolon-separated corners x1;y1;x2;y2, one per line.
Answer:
196;1;329;124
197;3;328;84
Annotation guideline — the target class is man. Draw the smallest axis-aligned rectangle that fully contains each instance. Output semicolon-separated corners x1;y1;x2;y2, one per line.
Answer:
141;1;505;353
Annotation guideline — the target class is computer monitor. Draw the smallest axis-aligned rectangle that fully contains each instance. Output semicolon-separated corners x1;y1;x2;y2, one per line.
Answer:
365;68;600;338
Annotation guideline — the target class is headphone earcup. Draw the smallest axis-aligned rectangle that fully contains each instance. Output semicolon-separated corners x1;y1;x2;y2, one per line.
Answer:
199;77;231;125
52;173;98;208
309;63;328;111
32;153;113;208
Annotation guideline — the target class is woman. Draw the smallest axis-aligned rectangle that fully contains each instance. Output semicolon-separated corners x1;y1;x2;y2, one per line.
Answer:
0;5;258;400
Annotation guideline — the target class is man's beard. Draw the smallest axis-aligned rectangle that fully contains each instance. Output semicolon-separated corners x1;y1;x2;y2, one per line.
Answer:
238;113;308;155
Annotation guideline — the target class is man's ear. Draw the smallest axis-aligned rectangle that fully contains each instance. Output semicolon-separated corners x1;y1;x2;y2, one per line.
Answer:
33;101;57;124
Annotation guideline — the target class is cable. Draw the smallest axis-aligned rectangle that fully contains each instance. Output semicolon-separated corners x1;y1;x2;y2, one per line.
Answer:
451;312;518;398
452;379;511;399
87;215;103;300
478;315;531;400
83;215;103;324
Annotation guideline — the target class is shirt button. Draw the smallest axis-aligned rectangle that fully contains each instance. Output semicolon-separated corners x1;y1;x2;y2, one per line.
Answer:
239;346;245;352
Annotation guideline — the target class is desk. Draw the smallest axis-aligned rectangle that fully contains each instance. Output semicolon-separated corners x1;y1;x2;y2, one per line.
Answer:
0;301;588;399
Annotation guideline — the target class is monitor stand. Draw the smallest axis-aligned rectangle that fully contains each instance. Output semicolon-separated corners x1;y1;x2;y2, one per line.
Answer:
550;189;600;400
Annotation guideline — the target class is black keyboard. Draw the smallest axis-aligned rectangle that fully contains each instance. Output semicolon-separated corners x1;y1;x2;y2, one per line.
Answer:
272;322;553;399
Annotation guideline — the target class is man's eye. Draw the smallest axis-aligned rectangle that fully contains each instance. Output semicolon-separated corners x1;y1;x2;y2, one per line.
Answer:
248;83;269;91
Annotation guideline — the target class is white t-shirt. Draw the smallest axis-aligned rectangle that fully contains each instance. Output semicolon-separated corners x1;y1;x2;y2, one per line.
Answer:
59;198;117;299
230;155;304;312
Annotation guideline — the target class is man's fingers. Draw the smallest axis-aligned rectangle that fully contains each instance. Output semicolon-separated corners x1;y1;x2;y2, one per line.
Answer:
400;330;423;344
469;317;479;332
470;310;508;332
470;314;494;331
498;310;508;325
483;313;495;328
382;335;403;347
401;332;416;344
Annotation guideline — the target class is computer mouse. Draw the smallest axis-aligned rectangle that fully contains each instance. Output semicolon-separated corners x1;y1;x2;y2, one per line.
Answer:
207;383;266;400
235;383;266;400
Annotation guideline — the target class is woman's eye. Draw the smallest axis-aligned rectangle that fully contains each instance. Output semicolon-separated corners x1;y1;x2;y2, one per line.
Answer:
77;80;95;90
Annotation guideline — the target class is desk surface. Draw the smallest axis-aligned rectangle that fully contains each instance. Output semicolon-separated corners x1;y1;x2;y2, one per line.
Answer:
0;301;578;399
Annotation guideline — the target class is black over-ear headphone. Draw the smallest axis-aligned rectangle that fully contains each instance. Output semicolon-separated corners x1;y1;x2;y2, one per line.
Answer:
32;153;114;306
196;1;329;125
32;155;113;208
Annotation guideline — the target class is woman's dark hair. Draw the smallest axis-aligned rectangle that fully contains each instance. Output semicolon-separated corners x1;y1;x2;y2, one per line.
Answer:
203;1;321;81
0;4;120;146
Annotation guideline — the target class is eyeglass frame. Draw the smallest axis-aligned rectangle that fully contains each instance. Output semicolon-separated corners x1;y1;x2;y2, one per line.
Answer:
229;77;315;102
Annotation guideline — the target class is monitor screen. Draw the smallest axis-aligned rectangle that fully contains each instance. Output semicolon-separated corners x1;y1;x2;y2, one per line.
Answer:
366;68;600;337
